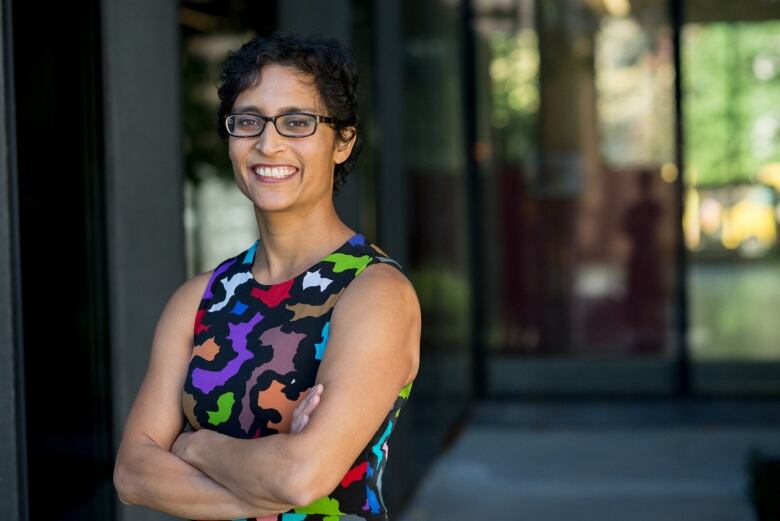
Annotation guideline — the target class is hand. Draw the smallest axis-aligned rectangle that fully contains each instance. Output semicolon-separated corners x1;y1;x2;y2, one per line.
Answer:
171;430;195;459
291;384;323;434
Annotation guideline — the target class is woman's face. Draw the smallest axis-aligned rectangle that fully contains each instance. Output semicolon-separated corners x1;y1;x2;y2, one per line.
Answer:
228;64;354;214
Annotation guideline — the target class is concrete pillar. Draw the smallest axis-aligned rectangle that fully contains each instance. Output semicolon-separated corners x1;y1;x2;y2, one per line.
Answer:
101;0;184;519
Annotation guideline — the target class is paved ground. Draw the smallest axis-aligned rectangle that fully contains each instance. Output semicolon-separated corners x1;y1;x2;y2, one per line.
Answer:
397;401;780;521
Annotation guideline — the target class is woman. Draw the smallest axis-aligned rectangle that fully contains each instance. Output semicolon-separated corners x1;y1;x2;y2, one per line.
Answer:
113;32;421;521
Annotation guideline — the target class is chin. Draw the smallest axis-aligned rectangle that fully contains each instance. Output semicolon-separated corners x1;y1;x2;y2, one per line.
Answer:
252;191;300;213
254;199;293;213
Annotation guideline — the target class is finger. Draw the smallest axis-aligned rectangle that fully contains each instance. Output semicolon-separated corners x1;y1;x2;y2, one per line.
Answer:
293;399;304;418
293;393;309;417
293;390;314;418
299;384;321;408
300;393;320;417
291;412;309;434
294;384;323;417
294;391;319;423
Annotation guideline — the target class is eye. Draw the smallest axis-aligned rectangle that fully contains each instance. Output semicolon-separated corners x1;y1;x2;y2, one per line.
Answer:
237;116;260;127
282;115;315;129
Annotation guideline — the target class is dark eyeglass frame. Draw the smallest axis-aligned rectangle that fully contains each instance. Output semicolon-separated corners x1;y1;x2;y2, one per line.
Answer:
224;112;339;138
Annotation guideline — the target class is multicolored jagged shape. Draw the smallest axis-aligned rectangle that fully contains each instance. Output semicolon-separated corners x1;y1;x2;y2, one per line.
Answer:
183;233;413;521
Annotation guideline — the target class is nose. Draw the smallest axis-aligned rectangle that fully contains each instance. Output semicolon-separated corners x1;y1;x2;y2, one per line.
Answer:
254;121;286;155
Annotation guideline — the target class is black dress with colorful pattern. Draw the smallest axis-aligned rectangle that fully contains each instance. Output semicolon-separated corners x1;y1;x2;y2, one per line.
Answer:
182;232;413;521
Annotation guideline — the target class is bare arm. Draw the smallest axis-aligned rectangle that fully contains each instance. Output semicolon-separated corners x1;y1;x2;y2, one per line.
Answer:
175;263;421;506
169;385;324;510
113;272;296;519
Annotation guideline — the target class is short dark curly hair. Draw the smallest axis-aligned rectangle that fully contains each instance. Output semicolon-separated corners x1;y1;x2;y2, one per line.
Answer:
216;32;361;194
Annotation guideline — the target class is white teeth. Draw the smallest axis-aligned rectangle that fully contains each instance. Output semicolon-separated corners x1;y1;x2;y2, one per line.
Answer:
254;166;296;178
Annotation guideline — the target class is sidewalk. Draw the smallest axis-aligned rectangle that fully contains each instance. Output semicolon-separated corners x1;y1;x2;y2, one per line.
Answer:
398;401;780;521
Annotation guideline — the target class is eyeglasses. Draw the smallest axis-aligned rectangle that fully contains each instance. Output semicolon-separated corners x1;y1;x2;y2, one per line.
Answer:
224;112;338;138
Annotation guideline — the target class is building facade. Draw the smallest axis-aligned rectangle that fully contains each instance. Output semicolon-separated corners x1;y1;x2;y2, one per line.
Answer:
2;0;780;519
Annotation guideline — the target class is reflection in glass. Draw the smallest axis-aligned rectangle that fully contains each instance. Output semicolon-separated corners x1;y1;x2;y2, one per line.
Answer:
403;0;472;452
476;0;676;367
684;17;780;365
182;28;260;277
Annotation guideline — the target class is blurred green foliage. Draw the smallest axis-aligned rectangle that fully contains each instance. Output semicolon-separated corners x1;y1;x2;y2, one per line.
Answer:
488;30;540;168
684;21;780;186
408;265;470;344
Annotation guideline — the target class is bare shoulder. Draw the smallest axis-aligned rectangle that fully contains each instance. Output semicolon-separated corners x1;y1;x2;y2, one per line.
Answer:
171;269;214;313
337;263;420;319
330;263;421;384
145;269;214;361
149;270;213;340
142;269;215;376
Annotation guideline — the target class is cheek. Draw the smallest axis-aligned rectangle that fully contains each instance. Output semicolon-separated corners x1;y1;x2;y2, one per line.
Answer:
228;142;240;162
296;140;330;167
228;142;251;171
316;137;339;164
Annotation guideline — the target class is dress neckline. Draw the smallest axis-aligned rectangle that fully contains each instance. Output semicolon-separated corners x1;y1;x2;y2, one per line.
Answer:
243;232;362;289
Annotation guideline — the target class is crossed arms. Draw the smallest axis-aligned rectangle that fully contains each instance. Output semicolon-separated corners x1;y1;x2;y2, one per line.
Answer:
113;263;420;520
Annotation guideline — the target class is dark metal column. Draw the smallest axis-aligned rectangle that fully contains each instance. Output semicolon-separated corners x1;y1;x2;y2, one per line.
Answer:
0;0;26;518
670;0;691;397
461;0;486;398
375;0;408;265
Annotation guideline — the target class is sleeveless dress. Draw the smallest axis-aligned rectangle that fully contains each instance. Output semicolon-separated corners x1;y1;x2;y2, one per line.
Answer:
182;232;413;521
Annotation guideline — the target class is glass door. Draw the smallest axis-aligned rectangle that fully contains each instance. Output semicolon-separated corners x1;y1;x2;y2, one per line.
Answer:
13;0;115;517
474;0;681;395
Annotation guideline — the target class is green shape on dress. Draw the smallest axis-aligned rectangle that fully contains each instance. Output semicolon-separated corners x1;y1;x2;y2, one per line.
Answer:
207;392;235;426
399;381;413;398
294;496;344;516
322;253;372;276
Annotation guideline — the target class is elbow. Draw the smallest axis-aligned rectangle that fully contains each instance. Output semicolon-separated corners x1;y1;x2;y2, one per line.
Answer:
113;458;140;506
246;434;338;508
280;458;339;508
272;463;315;508
282;477;321;508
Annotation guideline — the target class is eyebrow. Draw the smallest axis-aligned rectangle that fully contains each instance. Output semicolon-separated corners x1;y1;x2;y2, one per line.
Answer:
231;104;319;115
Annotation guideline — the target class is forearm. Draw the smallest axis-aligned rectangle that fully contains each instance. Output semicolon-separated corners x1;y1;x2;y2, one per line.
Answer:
114;439;292;520
179;429;306;508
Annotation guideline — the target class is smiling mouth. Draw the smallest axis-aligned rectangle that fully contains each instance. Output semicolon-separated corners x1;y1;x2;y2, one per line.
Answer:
253;165;298;179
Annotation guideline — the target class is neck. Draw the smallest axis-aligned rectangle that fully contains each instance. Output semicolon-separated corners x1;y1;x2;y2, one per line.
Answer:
252;197;354;284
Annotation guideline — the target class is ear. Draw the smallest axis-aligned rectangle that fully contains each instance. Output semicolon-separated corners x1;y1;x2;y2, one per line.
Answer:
332;128;357;165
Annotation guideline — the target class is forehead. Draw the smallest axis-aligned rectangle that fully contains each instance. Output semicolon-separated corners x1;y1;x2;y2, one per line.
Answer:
233;64;322;112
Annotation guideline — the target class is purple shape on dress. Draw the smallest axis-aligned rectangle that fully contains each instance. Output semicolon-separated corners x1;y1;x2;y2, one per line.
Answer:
349;234;365;246
203;258;238;300
192;312;263;394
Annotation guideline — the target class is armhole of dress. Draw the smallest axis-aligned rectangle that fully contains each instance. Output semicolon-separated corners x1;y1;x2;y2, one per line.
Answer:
192;251;247;342
196;255;237;312
367;245;405;275
198;268;221;309
193;269;218;341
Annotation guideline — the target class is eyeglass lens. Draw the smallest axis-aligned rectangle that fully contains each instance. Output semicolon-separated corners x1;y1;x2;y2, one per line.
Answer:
227;114;317;137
